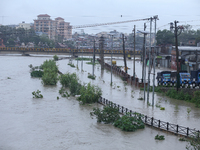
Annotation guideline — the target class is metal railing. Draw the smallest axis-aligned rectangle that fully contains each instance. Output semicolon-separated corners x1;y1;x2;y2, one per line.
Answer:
98;96;200;138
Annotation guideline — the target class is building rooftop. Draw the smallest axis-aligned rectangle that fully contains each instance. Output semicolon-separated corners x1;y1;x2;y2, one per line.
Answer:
38;14;50;17
55;17;64;20
172;46;200;51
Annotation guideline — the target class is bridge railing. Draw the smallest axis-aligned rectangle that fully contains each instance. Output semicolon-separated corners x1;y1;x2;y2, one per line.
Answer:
0;47;141;55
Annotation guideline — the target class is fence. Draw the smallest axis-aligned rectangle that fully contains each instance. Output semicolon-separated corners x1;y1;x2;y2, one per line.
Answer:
97;58;140;86
98;96;200;138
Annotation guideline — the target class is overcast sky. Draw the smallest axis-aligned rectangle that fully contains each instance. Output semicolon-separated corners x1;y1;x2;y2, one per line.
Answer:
0;0;200;34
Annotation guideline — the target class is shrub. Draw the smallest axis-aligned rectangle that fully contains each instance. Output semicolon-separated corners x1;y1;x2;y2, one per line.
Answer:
32;90;43;98
59;73;78;87
41;60;58;85
59;73;82;96
68;63;75;67
186;134;200;149
114;113;145;132
160;107;165;110
155;134;165;140
137;97;144;100
53;55;59;61
90;106;120;124
31;70;43;77
192;91;200;108
42;68;58;85
78;82;102;104
88;74;96;80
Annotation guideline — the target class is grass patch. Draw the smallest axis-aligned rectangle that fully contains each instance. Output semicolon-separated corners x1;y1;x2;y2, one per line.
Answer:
75;57;92;61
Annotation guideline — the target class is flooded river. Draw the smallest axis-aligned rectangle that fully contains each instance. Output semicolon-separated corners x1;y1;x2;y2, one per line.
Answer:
1;55;199;149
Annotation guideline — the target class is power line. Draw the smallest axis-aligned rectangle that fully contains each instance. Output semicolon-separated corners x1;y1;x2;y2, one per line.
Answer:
71;18;151;29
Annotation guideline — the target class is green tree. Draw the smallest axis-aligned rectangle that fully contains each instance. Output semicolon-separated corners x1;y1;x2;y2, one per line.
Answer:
41;60;58;85
64;40;75;49
156;29;174;45
6;38;15;47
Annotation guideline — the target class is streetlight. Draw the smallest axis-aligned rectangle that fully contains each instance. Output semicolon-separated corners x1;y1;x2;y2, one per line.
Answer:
108;33;115;85
152;15;159;106
137;30;150;101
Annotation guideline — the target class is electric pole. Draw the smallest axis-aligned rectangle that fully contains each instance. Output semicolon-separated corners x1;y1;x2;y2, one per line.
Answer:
99;36;105;70
152;15;159;106
142;23;146;83
147;17;153;104
143;23;147;101
111;35;113;85
170;21;184;91
133;25;136;78
92;38;96;76
122;34;127;73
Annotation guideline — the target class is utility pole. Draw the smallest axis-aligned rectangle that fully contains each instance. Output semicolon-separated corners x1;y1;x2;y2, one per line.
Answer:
133;25;136;78
196;50;198;70
111;35;113;85
99;36;105;70
122;34;127;73
175;21;179;91
142;23;146;83
81;48;83;71
152;15;158;106
147;17;153;104
92;39;96;76
143;23;147;101
170;21;184;91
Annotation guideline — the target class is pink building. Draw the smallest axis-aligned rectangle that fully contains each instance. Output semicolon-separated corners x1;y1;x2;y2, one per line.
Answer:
34;14;72;41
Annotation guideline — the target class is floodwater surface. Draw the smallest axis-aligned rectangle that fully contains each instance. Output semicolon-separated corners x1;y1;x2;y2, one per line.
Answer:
1;55;198;150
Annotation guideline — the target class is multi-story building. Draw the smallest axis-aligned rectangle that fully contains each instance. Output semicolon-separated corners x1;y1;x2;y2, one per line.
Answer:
33;14;72;41
55;17;72;41
16;21;31;30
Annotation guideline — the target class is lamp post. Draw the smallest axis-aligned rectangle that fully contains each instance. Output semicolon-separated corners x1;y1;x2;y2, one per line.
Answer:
170;21;184;91
152;15;159;106
137;30;150;101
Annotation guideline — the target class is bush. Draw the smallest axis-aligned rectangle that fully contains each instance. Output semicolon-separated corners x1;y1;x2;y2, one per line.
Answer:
88;74;96;80
155;134;165;140
59;73;82;96
192;91;200;108
114;113;145;132
78;82;102;104
41;60;58;85
31;70;43;77
53;55;59;61
68;63;75;67
160;107;165;110
186;134;200;149
32;90;43;98
90;106;120;124
59;73;78;87
42;68;58;85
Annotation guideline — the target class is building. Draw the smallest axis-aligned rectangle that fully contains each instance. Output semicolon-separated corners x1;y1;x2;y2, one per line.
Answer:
16;21;31;30
55;17;72;41
34;14;56;40
33;14;72;41
171;46;200;71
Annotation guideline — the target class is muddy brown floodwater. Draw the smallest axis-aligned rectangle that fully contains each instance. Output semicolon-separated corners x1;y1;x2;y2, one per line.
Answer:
1;55;198;150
